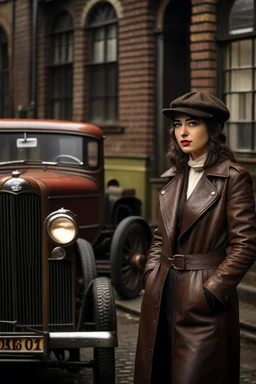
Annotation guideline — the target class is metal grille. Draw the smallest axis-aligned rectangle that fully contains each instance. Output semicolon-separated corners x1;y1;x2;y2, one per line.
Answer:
49;260;73;332
0;192;42;331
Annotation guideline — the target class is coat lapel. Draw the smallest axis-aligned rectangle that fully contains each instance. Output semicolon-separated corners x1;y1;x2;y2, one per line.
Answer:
180;174;219;238
159;170;184;247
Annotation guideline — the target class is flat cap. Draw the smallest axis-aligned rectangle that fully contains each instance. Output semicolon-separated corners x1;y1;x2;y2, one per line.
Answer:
162;92;230;124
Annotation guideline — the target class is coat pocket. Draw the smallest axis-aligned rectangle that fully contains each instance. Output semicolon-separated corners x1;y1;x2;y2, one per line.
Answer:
177;270;214;322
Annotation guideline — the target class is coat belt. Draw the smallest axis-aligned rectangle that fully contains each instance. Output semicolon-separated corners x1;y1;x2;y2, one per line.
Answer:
160;250;226;271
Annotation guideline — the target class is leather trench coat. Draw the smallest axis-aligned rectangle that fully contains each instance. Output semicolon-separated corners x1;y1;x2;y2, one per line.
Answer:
134;160;256;384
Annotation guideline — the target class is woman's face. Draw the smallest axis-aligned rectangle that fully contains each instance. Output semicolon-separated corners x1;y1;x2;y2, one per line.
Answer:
173;113;209;159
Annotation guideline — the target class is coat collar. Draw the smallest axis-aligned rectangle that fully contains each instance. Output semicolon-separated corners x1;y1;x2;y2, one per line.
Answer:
160;160;231;179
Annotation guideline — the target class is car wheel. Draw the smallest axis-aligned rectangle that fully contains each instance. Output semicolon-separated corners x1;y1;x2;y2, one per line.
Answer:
110;216;152;299
92;277;117;384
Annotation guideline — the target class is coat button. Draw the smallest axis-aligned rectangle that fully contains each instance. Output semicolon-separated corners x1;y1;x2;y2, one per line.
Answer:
211;191;216;195
153;320;156;324
155;305;159;309
161;190;166;195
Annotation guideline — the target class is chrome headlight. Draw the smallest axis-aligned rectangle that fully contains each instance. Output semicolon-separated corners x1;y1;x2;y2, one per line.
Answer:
45;208;78;245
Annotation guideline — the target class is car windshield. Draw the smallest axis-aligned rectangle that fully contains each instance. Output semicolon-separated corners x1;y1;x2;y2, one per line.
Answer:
0;132;99;170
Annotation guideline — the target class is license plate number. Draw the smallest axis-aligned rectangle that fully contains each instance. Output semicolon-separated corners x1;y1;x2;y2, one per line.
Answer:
0;337;44;353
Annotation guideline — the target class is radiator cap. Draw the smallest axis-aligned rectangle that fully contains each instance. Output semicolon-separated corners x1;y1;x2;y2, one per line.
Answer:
12;170;21;178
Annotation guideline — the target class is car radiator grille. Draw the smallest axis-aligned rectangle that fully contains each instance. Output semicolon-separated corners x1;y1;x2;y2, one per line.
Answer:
0;192;42;332
49;261;73;332
0;192;73;332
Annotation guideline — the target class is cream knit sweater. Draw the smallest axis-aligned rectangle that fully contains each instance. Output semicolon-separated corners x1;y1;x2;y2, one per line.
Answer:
186;152;207;200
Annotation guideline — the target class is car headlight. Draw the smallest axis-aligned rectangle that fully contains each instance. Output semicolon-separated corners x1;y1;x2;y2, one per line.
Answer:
45;209;78;245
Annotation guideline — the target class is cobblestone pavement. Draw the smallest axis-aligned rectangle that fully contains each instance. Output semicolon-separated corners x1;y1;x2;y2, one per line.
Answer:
2;309;256;383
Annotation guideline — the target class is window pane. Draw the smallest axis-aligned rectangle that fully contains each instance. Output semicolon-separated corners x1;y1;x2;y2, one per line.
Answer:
91;99;104;121
225;45;230;69
91;68;104;96
106;97;116;121
107;25;117;62
229;0;254;34
2;41;8;69
226;93;252;121
231;42;239;68
107;65;117;96
93;28;104;63
53;101;61;119
53;36;59;64
231;69;252;91
225;72;231;91
228;123;252;151
61;34;67;63
240;40;252;66
87;4;118;124
88;141;98;167
0;28;9;117
68;34;73;62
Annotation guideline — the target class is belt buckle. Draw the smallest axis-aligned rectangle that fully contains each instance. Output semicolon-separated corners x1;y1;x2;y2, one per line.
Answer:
171;254;186;270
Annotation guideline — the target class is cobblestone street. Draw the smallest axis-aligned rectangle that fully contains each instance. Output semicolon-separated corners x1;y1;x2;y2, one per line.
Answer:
2;309;256;383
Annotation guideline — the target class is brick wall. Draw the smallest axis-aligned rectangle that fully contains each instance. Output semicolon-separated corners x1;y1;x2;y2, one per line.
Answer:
190;0;217;95
103;0;155;156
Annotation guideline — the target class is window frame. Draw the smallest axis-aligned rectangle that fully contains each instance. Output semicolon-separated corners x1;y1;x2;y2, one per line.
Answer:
85;3;123;134
0;27;9;117
48;11;74;121
217;0;256;154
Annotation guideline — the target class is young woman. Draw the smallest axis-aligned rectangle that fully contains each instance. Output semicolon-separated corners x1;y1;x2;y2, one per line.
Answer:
134;92;256;384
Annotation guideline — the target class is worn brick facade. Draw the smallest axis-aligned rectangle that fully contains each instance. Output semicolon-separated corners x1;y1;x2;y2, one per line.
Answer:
190;0;217;95
0;0;218;160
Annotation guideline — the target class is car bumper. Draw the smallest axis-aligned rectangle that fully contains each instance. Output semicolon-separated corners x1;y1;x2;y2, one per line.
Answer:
49;330;118;348
0;330;118;361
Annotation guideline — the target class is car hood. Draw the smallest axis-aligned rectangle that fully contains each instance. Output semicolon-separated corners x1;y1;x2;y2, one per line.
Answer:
0;169;99;196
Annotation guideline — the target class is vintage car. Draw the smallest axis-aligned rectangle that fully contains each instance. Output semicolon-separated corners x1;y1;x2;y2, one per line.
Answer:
0;118;152;381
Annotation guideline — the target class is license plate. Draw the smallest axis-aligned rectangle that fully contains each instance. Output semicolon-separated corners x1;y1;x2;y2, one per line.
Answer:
0;335;45;353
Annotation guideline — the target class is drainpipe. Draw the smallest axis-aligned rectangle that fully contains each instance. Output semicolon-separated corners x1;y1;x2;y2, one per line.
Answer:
11;0;16;117
155;30;165;177
28;0;38;118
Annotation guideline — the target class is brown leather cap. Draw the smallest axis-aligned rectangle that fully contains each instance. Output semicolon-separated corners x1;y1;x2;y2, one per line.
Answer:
162;92;230;124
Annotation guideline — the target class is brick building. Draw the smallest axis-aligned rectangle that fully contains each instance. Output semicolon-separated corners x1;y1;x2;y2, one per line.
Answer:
0;0;256;223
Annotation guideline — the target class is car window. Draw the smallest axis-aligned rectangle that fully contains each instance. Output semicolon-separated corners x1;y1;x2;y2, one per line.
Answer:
0;132;99;170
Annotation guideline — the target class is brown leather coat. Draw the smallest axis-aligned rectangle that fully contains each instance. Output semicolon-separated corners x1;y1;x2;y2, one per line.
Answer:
134;160;256;384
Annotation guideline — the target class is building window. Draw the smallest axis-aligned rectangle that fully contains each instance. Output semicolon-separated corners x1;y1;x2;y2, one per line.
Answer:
219;0;256;152
0;27;9;117
49;11;73;120
86;2;118;126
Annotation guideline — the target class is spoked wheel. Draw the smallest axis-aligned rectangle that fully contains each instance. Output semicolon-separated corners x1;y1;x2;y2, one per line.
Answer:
110;216;152;299
92;277;117;384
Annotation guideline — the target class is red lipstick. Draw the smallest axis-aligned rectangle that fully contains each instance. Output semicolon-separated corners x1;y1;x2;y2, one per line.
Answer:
181;140;191;147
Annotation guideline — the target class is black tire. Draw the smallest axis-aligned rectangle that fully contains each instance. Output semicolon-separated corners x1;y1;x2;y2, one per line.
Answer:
92;277;117;384
110;216;152;299
76;238;97;290
74;238;97;364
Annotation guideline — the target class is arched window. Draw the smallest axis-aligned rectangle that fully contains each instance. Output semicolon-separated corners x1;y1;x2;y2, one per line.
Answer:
0;27;9;117
86;2;118;125
49;11;73;120
218;0;256;152
229;0;254;35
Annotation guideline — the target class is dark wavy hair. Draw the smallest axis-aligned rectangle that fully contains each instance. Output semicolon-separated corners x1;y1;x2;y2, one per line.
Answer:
167;119;236;173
